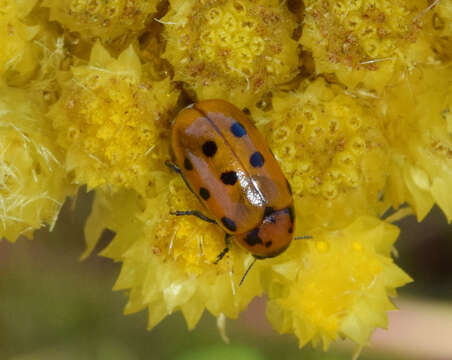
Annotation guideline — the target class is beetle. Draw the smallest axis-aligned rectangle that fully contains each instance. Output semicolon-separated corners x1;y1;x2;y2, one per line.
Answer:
166;99;310;282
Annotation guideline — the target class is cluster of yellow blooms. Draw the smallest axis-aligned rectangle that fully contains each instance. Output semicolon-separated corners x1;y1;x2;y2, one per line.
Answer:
1;0;451;351
163;0;299;106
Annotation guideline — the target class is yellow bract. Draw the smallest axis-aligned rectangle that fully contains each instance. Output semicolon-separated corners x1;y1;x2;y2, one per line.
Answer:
48;43;179;194
266;216;411;349
382;65;452;221
162;0;299;106
0;87;74;241
0;0;40;86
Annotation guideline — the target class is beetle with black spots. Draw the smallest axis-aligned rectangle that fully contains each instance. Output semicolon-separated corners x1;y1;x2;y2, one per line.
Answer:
167;99;309;272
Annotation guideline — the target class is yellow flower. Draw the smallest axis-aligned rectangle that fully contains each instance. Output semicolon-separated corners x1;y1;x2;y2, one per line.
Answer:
42;0;159;43
301;0;436;92
48;43;179;193
81;75;411;348
1;0;450;352
162;0;299;107
85;172;264;327
0;86;74;241
382;65;452;221
253;78;389;231
0;0;40;86
266;216;411;349
84;178;411;348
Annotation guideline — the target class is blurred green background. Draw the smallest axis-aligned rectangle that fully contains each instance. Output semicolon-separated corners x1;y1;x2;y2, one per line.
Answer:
1;190;451;360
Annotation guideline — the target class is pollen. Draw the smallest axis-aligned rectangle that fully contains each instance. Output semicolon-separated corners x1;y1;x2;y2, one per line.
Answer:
316;240;329;253
162;0;299;106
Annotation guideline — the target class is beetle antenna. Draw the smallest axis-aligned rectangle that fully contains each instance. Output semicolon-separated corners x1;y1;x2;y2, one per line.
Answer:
294;235;313;240
239;258;257;287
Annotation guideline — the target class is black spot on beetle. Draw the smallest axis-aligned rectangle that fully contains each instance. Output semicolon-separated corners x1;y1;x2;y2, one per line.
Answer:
221;171;238;185
184;158;193;170
202;141;217;157
245;228;263;246
199;187;210;200
230;122;247;137
265;241;273;248
288;226;293;234
250;151;264;168
221;217;236;232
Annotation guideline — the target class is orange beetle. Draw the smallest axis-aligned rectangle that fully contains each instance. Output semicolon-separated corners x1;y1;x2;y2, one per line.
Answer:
167;99;305;267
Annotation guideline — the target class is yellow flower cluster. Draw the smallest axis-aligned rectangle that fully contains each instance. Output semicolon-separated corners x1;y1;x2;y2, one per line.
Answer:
85;169;263;326
48;43;179;193
301;0;436;91
266;217;410;349
254;78;388;230
162;0;299;106
42;0;158;43
1;0;450;352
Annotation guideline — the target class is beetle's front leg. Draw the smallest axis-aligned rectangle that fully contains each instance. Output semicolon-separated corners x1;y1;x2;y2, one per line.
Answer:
214;233;231;264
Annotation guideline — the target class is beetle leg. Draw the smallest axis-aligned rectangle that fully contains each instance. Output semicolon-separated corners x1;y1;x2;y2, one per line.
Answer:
165;160;196;195
170;210;217;225
165;160;182;174
214;233;231;264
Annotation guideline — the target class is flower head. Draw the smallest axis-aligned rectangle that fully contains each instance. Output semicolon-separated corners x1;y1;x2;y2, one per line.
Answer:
266;216;411;349
42;0;159;43
85;179;263;329
81;76;411;348
0;0;450;353
254;78;389;231
301;0;436;92
48;43;179;193
0;87;74;241
162;0;299;106
85;176;411;348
